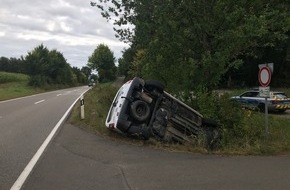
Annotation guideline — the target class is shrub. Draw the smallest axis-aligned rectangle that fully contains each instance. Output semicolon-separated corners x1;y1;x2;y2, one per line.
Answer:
184;88;290;154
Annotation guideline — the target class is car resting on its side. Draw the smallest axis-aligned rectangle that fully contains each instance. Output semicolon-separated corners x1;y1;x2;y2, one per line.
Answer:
105;77;220;149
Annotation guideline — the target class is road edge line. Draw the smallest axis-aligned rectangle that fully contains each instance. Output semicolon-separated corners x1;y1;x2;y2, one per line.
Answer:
10;89;90;190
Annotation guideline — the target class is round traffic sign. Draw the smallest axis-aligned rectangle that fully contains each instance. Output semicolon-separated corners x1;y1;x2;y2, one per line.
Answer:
258;66;271;87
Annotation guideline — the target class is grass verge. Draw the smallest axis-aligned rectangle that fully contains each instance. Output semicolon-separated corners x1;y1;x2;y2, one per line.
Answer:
68;83;290;155
0;71;46;101
0;82;45;101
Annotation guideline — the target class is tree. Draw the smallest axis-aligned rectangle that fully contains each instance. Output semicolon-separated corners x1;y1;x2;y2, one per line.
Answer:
0;56;26;73
72;67;87;84
25;44;74;87
117;47;135;78
81;66;92;80
92;0;290;91
88;44;117;83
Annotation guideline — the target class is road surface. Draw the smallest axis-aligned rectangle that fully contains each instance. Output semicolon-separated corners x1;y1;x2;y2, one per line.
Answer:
0;86;89;190
22;123;290;190
2;85;290;190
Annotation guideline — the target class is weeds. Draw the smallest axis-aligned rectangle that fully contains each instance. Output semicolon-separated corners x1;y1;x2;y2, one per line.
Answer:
69;83;290;155
69;84;118;136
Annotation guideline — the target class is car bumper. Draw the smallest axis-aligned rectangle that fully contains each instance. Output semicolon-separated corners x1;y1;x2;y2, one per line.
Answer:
268;104;290;112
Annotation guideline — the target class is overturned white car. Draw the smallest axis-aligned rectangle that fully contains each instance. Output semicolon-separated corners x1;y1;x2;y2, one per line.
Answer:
106;77;219;148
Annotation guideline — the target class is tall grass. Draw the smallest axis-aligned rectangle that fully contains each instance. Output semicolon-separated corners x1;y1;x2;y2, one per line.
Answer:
69;84;290;155
69;84;119;136
0;71;29;83
191;89;290;155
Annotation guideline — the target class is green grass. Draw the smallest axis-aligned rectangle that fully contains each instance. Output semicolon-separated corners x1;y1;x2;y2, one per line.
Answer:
0;71;29;83
68;83;290;155
0;72;45;101
69;83;118;135
68;83;158;145
0;82;45;101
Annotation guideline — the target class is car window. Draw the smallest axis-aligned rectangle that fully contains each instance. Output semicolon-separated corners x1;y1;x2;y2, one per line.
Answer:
241;91;259;97
273;93;287;99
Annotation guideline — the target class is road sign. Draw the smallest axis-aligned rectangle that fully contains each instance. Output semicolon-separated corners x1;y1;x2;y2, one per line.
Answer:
259;86;270;98
259;63;274;73
258;66;271;87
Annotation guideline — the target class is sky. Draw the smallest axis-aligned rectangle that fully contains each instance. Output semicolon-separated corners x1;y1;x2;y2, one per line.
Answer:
0;0;129;68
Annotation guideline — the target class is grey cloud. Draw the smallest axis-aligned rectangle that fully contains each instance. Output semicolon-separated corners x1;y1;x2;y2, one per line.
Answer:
0;0;127;68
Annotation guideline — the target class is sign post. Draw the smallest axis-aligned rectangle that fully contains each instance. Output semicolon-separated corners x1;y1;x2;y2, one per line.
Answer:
258;64;272;136
80;95;85;119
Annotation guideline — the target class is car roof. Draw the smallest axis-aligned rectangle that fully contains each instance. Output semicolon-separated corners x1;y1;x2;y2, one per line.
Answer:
248;88;285;94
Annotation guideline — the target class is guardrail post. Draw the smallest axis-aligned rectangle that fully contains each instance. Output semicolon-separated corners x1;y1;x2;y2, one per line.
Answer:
80;95;85;119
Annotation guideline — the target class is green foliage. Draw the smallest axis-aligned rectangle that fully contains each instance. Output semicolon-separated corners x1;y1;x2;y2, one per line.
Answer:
69;80;290;154
24;44;75;87
187;89;290;154
88;44;117;83
0;56;25;73
0;73;45;101
28;75;49;87
117;47;135;78
81;66;92;79
93;0;290;90
0;71;29;84
72;67;87;84
69;84;118;135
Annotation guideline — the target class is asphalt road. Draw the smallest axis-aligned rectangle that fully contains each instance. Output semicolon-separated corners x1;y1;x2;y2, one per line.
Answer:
0;86;89;190
22;123;290;190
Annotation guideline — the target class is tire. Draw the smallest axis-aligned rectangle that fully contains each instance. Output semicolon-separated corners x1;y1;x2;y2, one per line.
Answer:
127;124;151;140
130;100;150;122
144;80;165;93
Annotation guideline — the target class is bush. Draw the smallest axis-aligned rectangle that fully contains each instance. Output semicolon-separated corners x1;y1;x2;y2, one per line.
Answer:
182;88;290;154
28;75;49;87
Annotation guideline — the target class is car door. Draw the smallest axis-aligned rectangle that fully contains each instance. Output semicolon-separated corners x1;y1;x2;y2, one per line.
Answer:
238;91;260;110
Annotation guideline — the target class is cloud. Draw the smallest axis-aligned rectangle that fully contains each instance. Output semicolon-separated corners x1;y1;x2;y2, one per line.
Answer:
0;0;129;68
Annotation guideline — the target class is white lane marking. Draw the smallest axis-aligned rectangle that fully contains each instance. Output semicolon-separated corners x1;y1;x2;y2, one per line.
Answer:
57;94;62;96
34;100;45;104
10;89;90;190
0;86;88;104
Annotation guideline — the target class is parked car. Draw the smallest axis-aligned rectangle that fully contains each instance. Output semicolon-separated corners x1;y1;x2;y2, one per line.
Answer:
231;89;290;113
105;77;219;148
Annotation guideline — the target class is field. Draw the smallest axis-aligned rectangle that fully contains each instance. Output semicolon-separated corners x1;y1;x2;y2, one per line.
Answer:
0;72;44;101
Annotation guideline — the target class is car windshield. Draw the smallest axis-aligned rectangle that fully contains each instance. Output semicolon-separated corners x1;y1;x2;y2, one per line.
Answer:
240;91;259;97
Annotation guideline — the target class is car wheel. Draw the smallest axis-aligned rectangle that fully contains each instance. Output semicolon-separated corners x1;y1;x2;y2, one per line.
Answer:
127;124;151;140
130;100;150;122
144;80;165;93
